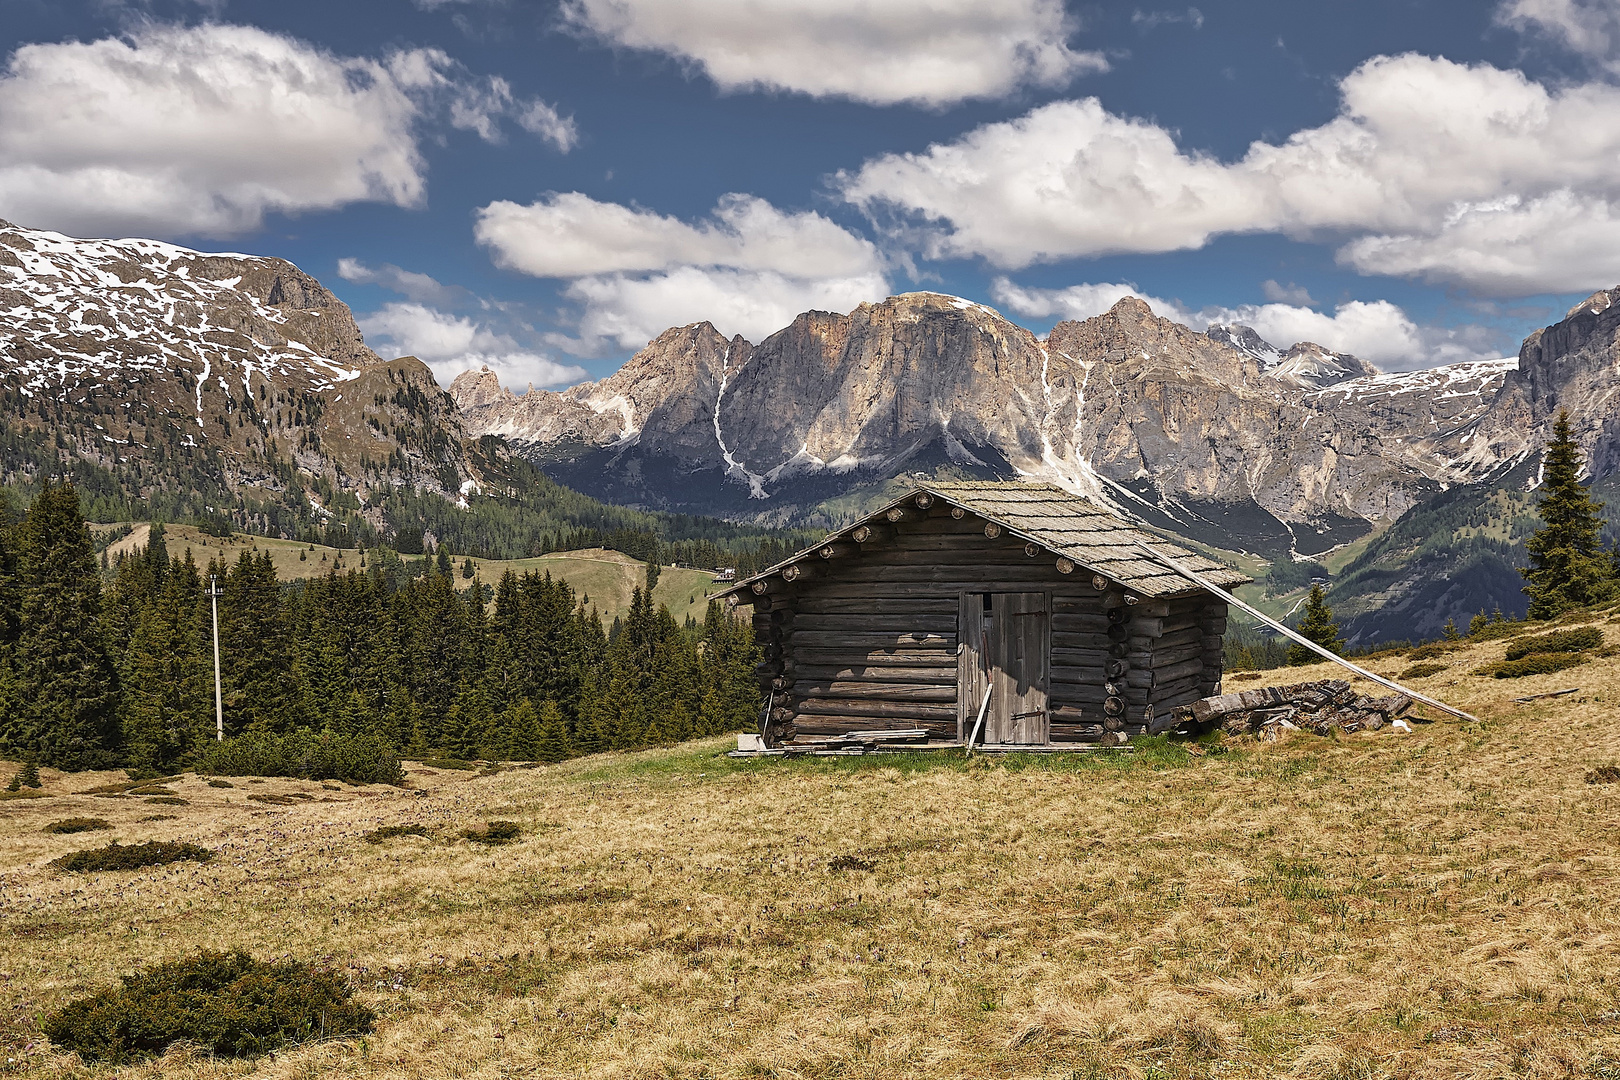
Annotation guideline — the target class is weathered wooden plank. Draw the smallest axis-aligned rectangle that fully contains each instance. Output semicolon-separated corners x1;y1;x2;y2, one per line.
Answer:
792;716;957;737
791;614;958;633
795;681;957;702
788;664;957;684
790;648;959;667
791;698;958;720
1148;679;1202;707
1052;614;1113;633
1152;626;1205;651
789;631;955;650
1153;657;1208;685
793;598;959;615
1149;641;1206;668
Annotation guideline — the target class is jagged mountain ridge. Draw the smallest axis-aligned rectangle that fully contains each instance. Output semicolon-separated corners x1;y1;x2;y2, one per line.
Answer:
0;219;471;532
453;292;1550;556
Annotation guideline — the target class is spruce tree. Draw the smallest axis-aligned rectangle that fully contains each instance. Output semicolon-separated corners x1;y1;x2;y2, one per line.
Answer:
1521;410;1618;618
533;701;572;763
219;550;297;733
122;571;209;774
1288;584;1343;665
8;482;120;769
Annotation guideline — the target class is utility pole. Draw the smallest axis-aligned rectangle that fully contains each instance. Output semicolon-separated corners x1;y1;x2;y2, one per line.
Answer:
208;575;224;741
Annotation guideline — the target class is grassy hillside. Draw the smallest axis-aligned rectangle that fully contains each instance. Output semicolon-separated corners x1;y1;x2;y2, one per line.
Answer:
102;523;722;622
8;610;1620;1076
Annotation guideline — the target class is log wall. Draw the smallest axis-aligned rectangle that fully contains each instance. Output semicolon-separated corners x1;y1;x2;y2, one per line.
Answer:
746;499;1228;745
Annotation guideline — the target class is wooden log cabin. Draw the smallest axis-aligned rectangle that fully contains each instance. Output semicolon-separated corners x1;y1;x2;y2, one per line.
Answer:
717;481;1252;750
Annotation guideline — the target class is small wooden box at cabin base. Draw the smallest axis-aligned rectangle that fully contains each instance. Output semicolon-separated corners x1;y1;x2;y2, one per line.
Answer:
717;481;1251;751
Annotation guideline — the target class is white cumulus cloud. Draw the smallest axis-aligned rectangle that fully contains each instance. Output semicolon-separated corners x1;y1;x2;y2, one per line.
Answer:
843;53;1620;297
476;191;891;350
475;191;883;278
359;301;588;390
1495;0;1620;70
559;0;1106;107
566;266;891;351
989;277;1497;370
0;23;573;237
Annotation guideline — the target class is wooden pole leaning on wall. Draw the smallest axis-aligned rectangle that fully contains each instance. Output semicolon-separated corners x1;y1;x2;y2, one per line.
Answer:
1129;541;1480;723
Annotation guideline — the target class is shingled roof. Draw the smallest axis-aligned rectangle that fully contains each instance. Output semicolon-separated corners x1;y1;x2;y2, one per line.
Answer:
720;480;1252;600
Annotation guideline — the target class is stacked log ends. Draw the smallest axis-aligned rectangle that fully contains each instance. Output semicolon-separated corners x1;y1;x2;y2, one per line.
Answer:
1176;680;1413;741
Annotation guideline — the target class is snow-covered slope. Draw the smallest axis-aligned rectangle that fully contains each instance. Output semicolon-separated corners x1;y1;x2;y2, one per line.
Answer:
0;218;469;519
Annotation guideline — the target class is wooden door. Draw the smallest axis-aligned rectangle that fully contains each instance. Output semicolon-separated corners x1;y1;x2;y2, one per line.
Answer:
960;592;1050;746
957;593;987;743
990;592;1050;745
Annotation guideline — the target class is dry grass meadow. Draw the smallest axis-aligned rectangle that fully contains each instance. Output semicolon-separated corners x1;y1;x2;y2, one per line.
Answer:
7;612;1620;1078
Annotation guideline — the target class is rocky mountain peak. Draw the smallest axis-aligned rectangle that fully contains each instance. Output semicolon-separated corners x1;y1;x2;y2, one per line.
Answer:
1206;323;1283;367
1268;341;1380;388
447;366;510;410
0;220;470;521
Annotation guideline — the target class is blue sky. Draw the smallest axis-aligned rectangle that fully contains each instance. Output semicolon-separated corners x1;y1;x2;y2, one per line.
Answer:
2;0;1618;389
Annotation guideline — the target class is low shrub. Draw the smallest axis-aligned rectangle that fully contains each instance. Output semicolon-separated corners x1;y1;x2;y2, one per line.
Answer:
50;841;213;872
1468;616;1532;643
420;758;478;771
1399;662;1448;680
1504;627;1604;661
0;789;49;801
43;818;110;834
202;731;404;786
126;786;175;797
41;949;373;1064
1586;766;1620;784
83;782;136;794
1474;652;1589;679
463;820;521;844
1406;641;1463;662
364;824;430;844
248;793;297;806
143;796;189;806
207;779;234;789
139;814;177;822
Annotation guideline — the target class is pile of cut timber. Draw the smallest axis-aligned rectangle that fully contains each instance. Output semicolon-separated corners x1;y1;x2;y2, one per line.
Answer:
1174;680;1413;739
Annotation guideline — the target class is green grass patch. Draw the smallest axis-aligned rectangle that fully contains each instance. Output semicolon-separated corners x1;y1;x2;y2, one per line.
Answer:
1400;662;1449;680
42;949;373;1064
142;796;188;806
364;824;431;844
50;841;212;872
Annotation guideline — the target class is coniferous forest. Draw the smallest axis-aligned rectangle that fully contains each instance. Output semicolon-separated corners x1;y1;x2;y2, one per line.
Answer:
0;482;761;774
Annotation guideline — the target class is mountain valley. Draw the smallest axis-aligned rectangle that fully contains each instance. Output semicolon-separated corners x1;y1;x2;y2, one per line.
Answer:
3;220;1618;643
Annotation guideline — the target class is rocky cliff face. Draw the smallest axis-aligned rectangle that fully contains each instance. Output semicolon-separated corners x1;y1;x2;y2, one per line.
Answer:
0;219;470;529
454;291;1541;554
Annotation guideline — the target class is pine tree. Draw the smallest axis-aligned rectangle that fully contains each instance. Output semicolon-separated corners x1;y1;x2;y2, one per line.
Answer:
1442;618;1461;641
122;570;209;775
218;551;297;733
1521;410;1618;618
533;700;572;763
1288;584;1343;665
17;759;40;788
7;482;120;769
